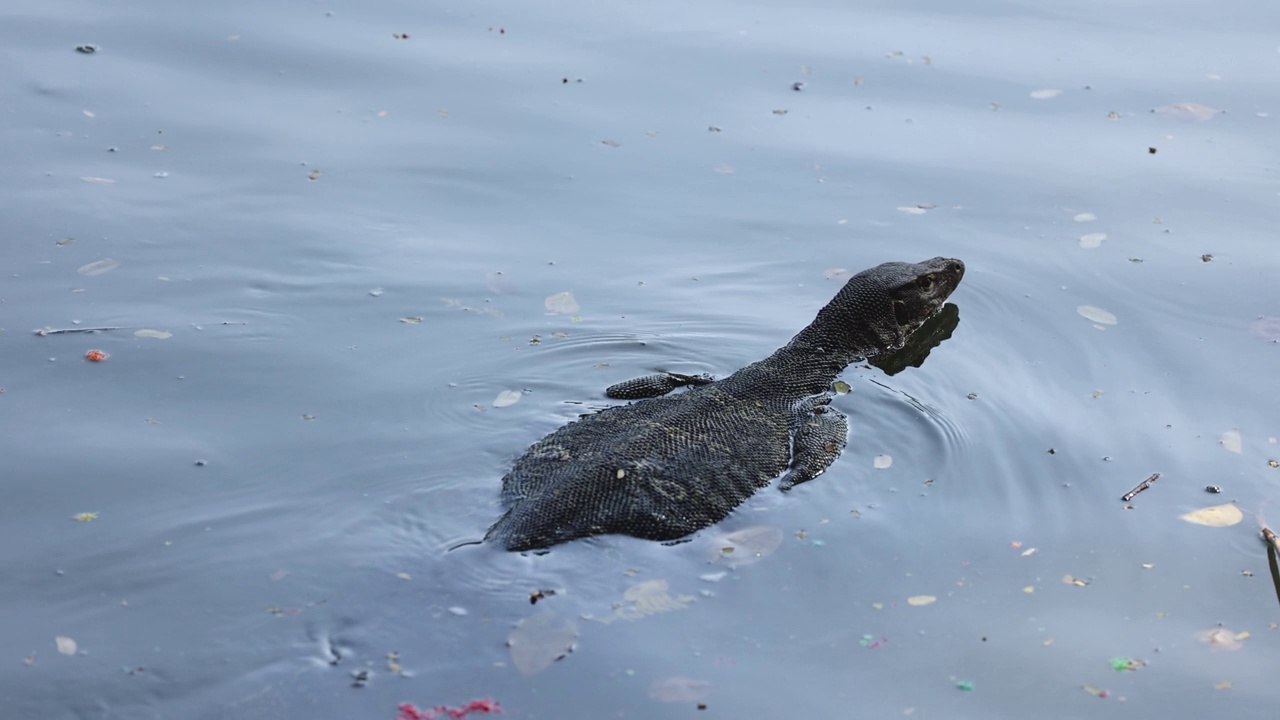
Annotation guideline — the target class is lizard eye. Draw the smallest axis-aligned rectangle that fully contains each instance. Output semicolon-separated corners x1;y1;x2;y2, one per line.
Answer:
918;276;934;291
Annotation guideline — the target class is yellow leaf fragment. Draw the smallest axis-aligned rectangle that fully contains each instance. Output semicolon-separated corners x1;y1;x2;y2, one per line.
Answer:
907;595;937;606
1079;233;1106;249
544;291;580;315
72;512;98;522
493;390;522;408
1023;586;1035;593
77;258;120;276
1179;503;1243;527
1214;681;1232;690
1198;627;1245;650
1077;305;1117;325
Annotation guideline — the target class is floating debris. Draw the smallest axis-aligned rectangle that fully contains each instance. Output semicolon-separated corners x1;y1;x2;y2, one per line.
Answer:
507;612;577;675
396;699;500;720
34;326;123;336
529;589;557;605
1079;233;1106;249
1220;430;1243;454
1120;472;1161;502
544;291;579;315
1198;627;1247;651
493;390;522;408
1180;503;1244;528
710;526;783;567
77;258;120;276
1110;657;1145;672
1077;305;1118;325
1154;102;1222;121
650;677;712;703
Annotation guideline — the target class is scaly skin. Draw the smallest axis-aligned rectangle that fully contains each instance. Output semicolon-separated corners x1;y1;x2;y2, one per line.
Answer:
485;257;965;551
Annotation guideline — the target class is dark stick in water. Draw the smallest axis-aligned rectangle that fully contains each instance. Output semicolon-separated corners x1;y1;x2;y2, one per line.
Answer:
33;326;125;335
1120;472;1161;502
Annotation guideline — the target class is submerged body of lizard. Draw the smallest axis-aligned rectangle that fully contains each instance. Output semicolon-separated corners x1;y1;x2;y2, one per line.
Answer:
484;257;965;551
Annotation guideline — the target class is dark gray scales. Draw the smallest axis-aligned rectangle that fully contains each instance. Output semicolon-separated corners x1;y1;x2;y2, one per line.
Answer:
485;257;965;551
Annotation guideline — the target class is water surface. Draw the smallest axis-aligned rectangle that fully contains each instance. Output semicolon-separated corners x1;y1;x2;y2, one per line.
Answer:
3;0;1279;718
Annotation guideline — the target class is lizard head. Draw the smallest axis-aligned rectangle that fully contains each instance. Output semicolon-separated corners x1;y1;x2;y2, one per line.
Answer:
881;256;965;336
818;256;965;353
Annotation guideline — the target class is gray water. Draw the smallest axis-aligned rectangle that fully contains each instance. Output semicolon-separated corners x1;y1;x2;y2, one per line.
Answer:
4;0;1279;718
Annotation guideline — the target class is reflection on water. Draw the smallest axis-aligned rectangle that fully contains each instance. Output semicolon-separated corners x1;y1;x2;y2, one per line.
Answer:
871;301;960;376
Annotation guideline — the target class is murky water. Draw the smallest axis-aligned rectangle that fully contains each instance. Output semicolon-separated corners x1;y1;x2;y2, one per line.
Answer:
4;0;1278;718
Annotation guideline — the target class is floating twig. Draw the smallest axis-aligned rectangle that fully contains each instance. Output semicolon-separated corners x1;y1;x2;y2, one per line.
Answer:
33;326;124;336
1121;472;1161;502
1263;526;1280;554
1263;526;1280;609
